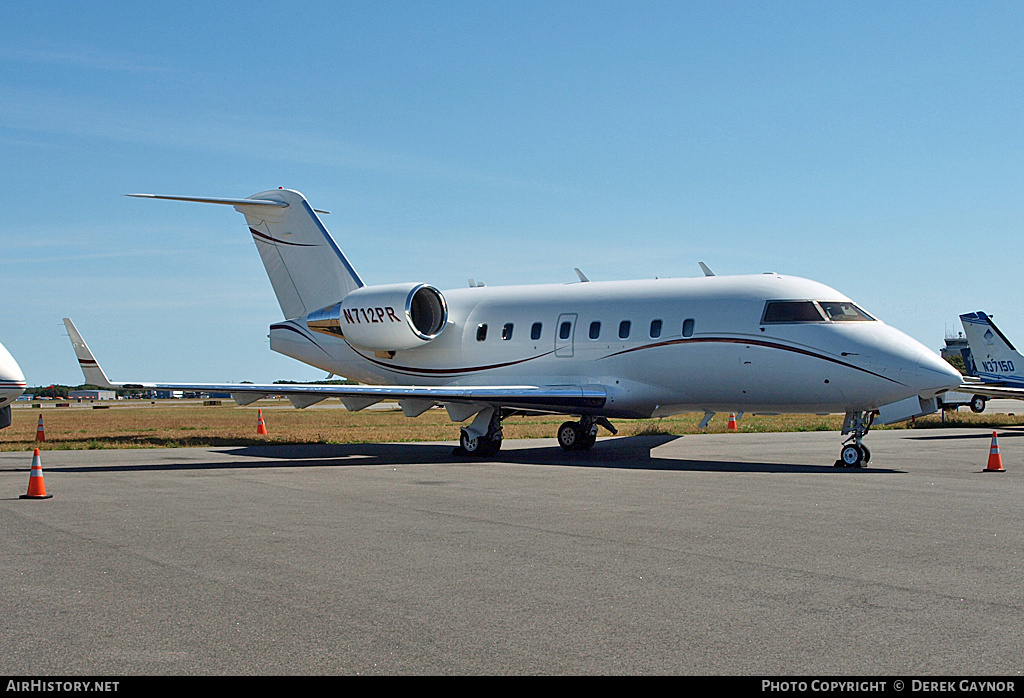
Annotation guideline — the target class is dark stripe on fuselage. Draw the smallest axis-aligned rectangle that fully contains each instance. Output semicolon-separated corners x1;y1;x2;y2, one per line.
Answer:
269;322;333;358
353;349;556;377
272;321;556;377
601;336;903;384
293;332;902;385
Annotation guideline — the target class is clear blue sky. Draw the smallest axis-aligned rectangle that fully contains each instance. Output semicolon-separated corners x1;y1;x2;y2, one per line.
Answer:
1;1;1021;386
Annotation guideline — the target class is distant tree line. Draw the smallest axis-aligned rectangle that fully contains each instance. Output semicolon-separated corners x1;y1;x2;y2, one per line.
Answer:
945;354;967;373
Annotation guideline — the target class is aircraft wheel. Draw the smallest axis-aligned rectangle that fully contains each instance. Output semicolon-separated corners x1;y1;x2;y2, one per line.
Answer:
576;431;597;450
459;429;480;454
840;443;866;468
460;429;501;457
557;421;582;451
971;395;986;413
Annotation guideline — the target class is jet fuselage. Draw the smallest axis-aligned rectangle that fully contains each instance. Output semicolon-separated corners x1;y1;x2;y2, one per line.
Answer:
271;273;959;419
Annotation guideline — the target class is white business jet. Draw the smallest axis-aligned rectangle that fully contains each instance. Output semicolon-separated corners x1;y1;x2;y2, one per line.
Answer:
0;339;27;429
65;188;961;466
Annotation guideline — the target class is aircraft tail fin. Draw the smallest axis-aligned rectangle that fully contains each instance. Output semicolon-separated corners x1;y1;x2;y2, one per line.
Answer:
959;312;1024;384
127;189;364;319
63;318;116;389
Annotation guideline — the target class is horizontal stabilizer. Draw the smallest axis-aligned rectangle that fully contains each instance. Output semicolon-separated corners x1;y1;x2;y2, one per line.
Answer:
126;193;288;208
130;189;350;318
957;377;1024;400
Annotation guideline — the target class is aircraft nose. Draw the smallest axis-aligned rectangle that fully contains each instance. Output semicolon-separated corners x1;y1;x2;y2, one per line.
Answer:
0;342;26;406
0;345;24;384
912;350;963;396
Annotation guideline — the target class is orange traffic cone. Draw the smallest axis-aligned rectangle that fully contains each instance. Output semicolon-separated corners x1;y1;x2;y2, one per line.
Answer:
985;431;1005;472
727;413;737;431
20;449;52;499
256;409;268;435
35;414;45;442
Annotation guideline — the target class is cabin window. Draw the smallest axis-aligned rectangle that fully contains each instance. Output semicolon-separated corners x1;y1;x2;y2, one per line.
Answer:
476;323;488;341
618;320;631;339
531;322;542;340
817;301;876;322
761;301;826;324
589;321;601;339
682;318;695;337
559;321;572;340
650;319;662;338
501;323;514;340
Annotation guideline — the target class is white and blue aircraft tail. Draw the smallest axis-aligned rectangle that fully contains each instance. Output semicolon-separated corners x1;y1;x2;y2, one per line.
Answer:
958;312;1024;398
66;188;962;467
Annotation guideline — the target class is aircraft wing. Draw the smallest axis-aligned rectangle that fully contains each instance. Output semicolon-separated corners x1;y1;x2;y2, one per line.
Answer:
62;318;606;415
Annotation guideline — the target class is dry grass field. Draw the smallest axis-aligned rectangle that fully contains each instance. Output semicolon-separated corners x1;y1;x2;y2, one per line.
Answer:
3;398;1023;451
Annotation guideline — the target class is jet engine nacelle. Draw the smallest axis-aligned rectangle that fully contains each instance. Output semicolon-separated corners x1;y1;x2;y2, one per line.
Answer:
306;282;448;351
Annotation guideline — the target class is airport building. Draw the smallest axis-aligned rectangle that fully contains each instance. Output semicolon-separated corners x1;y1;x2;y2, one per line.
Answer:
69;390;117;400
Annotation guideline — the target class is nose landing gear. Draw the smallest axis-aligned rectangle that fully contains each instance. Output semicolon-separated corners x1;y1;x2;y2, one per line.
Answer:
836;411;874;468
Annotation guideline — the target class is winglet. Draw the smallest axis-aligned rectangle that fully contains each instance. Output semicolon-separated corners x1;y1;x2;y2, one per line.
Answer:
62;318;117;389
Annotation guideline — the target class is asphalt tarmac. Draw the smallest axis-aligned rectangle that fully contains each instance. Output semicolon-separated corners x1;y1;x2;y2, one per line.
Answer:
2;428;1022;676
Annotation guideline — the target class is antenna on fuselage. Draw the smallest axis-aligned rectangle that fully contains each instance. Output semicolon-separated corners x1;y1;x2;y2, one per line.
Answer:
574;268;590;282
699;262;715;277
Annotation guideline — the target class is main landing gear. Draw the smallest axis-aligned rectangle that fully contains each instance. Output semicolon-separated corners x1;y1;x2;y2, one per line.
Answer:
836;411;874;468
456;410;618;457
557;419;596;451
557;416;617;451
457;409;504;457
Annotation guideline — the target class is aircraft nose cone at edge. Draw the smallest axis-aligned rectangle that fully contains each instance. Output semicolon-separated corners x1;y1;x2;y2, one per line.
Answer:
0;344;24;384
912;350;963;396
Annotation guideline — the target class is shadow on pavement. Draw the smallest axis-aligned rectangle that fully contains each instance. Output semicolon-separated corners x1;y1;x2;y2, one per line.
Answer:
39;434;903;474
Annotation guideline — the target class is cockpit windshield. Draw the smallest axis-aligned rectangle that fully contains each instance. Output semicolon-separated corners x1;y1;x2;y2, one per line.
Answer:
761;301;826;323
817;301;876;322
761;300;876;324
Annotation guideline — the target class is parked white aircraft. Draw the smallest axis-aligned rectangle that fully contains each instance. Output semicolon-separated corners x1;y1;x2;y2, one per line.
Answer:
957;311;1024;400
0;339;26;429
66;188;961;466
